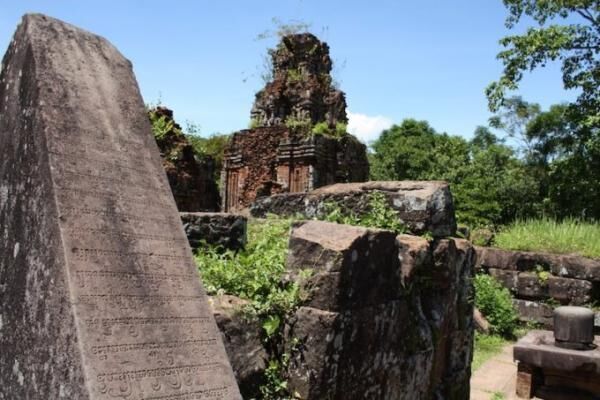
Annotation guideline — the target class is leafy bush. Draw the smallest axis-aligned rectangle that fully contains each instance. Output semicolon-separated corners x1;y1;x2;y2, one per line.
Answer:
495;218;600;259
335;122;347;136
195;218;309;399
195;218;304;321
322;191;405;234
311;121;329;136
474;274;518;337
284;115;312;135
148;110;177;140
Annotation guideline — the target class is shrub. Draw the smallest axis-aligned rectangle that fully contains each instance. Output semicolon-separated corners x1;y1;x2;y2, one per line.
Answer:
311;121;329;136
474;274;518;337
284;115;312;135
195;218;309;399
335;122;347;137
322;191;405;234
148;110;177;141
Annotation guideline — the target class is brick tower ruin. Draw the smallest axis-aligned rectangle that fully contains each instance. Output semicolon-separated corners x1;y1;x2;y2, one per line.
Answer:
222;33;369;211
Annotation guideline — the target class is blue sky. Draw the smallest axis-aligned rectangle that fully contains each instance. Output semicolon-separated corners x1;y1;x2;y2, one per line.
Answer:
0;1;577;143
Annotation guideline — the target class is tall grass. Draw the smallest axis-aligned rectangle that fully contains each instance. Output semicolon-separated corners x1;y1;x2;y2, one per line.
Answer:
494;218;600;259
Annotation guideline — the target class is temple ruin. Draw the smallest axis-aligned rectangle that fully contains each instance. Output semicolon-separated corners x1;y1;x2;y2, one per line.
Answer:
222;33;369;211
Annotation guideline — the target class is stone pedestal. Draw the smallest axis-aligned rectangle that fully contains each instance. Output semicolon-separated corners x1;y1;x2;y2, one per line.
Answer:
514;330;600;398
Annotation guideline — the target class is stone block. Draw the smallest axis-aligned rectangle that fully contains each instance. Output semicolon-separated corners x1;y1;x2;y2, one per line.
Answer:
284;220;474;399
547;276;593;305
517;272;548;299
180;212;247;251
210;295;267;399
475;246;600;282
252;181;457;237
514;330;600;373
286;220;400;311
0;14;240;399
513;299;554;327
488;268;518;292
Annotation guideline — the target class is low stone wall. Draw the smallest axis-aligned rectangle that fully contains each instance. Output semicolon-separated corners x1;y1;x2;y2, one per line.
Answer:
180;212;247;251
250;181;457;237
211;220;475;400
475;247;600;328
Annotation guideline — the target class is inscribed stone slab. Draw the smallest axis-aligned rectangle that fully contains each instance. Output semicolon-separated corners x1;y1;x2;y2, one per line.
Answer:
0;14;241;399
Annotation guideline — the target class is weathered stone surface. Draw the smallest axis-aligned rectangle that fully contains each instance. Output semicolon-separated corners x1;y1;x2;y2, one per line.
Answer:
514;330;600;372
475;246;600;281
517;272;548;299
221;127;368;211
0;14;240;399
221;32;369;211
284;221;474;400
553;306;595;349
250;33;347;128
488;268;518;292
150;106;220;212
209;295;267;399
513;299;554;327
477;246;599;319
180;212;247;251
252;181;457;237
547;276;593;305
474;308;490;334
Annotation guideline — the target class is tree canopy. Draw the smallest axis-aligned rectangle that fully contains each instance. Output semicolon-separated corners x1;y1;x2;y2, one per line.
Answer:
486;0;600;126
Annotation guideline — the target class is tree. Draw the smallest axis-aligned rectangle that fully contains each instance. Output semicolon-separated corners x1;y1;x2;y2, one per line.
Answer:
369;119;539;227
525;103;600;218
489;97;541;154
487;0;600;126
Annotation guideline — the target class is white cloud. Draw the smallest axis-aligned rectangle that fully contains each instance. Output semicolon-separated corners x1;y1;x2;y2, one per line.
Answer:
347;112;393;144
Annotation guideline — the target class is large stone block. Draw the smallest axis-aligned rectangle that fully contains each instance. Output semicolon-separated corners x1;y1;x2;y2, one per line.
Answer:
547;276;593;306
180;212;247;252
513;299;554;328
209;295;267;399
488;268;518;292
252;181;457;237
284;221;474;400
475;246;600;281
0;14;240;399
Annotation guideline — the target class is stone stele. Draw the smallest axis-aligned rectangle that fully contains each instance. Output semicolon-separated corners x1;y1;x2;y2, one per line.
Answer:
0;14;241;399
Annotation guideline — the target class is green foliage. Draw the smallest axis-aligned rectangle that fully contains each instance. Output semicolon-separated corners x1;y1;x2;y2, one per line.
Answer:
322;191;405;234
474;274;518;337
195;218;309;399
284;115;312;135
487;1;600;127
472;333;512;371
491;391;506;400
335;122;347;136
286;68;302;83
185;133;230;182
535;264;551;284
249;118;261;129
369;119;539;228
148;110;177;141
310;121;347;138
311;121;330;136
195;218;301;319
495;218;600;259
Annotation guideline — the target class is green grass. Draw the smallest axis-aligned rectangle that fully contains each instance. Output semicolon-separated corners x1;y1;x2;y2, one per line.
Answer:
472;333;512;371
494;217;600;259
